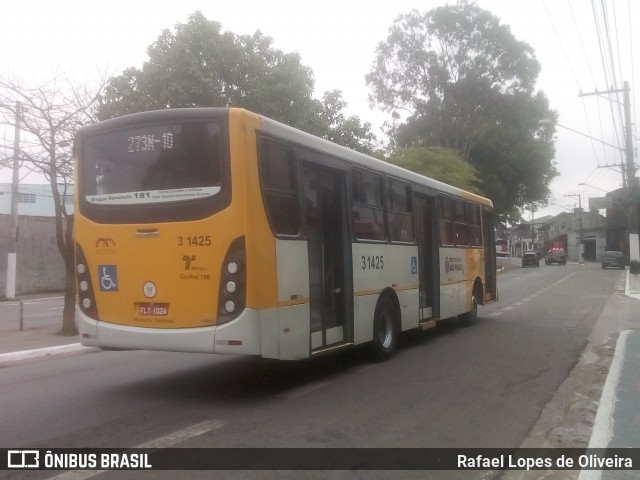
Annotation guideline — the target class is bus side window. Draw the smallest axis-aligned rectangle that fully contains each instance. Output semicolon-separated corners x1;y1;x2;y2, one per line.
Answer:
351;169;386;241
439;196;454;246
387;180;414;243
452;199;469;246
258;141;301;236
467;203;482;246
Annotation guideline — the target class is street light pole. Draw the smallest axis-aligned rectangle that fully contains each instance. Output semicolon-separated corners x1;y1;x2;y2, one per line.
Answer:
6;101;21;300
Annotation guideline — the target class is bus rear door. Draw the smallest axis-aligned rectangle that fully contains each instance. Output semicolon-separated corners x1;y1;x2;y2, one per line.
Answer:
302;165;353;353
415;195;439;320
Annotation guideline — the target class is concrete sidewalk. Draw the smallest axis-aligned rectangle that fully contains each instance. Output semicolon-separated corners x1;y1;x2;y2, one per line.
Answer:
0;318;89;363
574;270;640;480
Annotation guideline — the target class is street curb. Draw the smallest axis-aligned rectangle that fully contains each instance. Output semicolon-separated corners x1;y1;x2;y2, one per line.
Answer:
0;343;97;365
577;330;630;480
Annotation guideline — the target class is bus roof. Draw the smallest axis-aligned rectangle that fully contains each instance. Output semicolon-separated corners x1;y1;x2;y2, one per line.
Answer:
253;109;492;208
78;107;492;208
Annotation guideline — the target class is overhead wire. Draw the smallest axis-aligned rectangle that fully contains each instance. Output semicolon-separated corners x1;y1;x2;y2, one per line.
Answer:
569;0;607;167
543;0;629;188
568;0;597;87
596;0;625;150
589;0;629;182
542;0;582;88
606;0;626;147
628;0;638;165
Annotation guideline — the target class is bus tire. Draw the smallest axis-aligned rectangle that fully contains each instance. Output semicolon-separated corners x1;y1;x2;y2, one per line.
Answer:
458;288;479;328
372;297;398;361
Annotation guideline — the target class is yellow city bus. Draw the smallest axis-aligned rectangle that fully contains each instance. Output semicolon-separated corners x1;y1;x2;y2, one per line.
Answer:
74;108;497;360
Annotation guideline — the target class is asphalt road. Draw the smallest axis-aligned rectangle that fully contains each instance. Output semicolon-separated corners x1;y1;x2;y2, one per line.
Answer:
0;262;625;480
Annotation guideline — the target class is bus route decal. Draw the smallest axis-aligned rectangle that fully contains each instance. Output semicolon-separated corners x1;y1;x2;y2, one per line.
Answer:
444;257;464;273
86;186;221;206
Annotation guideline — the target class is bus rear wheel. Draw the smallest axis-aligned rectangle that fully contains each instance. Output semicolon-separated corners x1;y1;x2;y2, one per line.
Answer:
458;290;478;327
372;297;398;361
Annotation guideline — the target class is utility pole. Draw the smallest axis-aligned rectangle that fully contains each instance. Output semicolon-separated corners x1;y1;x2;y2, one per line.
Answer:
6;101;21;299
530;204;537;253
565;193;583;264
580;81;638;261
623;82;638;261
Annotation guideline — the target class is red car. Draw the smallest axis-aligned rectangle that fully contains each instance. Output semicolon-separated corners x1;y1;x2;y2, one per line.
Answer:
545;248;567;265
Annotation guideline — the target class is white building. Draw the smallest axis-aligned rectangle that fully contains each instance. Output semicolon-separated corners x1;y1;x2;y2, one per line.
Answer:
0;183;74;216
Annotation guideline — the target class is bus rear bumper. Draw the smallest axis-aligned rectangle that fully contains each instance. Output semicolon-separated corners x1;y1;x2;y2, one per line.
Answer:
76;306;262;356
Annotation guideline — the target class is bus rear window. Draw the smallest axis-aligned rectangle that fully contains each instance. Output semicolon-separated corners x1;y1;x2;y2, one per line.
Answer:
82;122;223;205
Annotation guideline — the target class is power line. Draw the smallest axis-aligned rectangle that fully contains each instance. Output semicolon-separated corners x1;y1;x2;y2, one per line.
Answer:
591;0;626;153
542;0;582;89
568;0;598;87
628;0;638;151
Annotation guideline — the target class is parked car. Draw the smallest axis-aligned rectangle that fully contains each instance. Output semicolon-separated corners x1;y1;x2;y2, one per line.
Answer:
522;251;540;267
601;250;625;269
545;248;567;265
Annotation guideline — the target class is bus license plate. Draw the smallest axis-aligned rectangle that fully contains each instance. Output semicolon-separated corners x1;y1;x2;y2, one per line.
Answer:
137;303;169;316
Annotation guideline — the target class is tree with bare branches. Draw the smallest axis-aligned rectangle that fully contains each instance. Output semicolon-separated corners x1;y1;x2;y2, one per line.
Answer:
0;72;105;334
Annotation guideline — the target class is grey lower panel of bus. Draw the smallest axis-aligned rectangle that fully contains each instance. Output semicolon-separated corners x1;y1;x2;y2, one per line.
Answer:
76;306;262;356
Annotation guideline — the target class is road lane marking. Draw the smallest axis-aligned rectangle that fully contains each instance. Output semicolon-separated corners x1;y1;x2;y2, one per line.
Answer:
46;419;225;480
137;419;225;448
491;268;582;319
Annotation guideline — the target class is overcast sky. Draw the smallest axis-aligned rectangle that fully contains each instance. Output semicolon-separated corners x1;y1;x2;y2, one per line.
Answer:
1;0;638;219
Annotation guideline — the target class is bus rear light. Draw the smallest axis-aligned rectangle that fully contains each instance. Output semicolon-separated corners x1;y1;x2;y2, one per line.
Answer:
217;237;246;325
75;244;99;320
215;340;243;346
225;281;239;294
224;300;236;313
227;261;239;274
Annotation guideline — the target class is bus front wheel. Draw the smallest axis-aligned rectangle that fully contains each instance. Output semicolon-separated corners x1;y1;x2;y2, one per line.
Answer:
372;297;398;361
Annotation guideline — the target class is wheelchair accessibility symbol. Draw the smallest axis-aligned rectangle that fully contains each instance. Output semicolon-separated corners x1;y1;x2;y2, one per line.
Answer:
411;256;418;274
99;265;118;291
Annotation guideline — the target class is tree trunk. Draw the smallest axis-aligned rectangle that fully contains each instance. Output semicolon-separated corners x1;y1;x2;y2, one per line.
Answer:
60;213;77;336
61;265;77;336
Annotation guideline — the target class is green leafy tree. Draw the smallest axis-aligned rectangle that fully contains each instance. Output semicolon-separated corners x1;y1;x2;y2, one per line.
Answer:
99;11;375;153
388;146;481;193
470;92;557;222
366;0;557;221
313;90;377;154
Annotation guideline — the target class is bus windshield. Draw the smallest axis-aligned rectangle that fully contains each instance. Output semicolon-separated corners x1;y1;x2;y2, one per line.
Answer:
81;121;223;206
